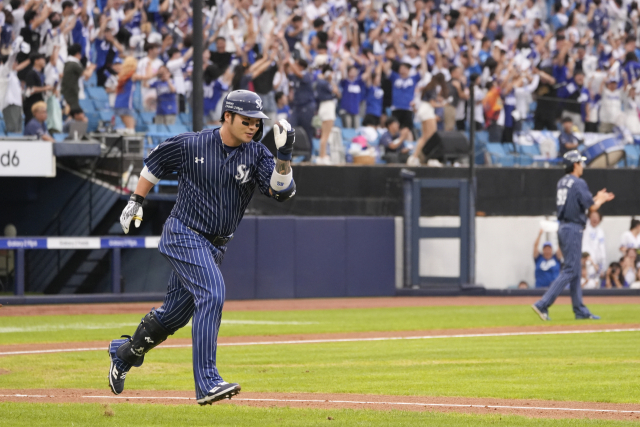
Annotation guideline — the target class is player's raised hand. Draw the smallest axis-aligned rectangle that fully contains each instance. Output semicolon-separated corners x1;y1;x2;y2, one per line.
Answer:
596;188;615;203
120;194;144;234
273;119;295;160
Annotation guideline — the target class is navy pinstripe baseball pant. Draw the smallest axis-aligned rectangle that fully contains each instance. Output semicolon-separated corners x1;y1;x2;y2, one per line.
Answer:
535;223;591;317
152;216;227;400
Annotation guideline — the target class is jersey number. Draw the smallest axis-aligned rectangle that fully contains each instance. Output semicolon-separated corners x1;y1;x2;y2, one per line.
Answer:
557;188;568;206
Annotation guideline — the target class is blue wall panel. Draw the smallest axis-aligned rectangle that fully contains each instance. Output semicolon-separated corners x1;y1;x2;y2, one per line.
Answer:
255;217;296;299
143;216;396;300
345;218;395;296
220;217;256;300
294;217;348;298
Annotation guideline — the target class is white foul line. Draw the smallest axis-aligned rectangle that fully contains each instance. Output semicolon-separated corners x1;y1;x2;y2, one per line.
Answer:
1;328;639;356
1;394;638;414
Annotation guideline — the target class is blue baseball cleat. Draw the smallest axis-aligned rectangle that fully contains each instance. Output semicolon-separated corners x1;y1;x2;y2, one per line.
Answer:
576;313;601;320
531;304;551;321
108;337;140;395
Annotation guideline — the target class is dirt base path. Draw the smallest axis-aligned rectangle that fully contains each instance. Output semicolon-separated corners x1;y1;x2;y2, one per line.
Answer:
2;296;639;317
1;389;639;421
2;323;638;356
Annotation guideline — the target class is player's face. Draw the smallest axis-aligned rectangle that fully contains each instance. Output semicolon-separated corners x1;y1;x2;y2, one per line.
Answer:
542;246;553;259
574;161;584;176
230;113;261;143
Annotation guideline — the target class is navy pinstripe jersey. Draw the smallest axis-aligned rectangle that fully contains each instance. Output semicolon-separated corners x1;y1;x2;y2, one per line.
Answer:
556;174;594;226
145;128;278;236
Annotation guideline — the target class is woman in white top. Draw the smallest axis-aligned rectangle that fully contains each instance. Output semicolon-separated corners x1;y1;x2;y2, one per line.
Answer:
620;218;640;255
621;248;638;286
598;77;623;133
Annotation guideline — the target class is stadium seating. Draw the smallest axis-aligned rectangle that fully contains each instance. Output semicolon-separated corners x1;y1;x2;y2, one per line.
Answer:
166;124;191;134
624;144;640;167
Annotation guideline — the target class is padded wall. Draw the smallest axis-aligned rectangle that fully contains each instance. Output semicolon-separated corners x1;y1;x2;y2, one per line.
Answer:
220;216;395;299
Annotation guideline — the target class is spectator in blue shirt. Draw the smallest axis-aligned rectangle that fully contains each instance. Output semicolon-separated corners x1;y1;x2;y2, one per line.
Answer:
534;229;562;288
384;62;421;130
338;64;365;129
151;65;177;125
558;117;581;157
362;61;384;127
24;101;54;141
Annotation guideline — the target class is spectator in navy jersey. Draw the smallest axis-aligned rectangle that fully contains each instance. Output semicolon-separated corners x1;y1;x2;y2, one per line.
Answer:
379;117;411;164
558;117;581;157
24;101;54;141
338;64;365;129
289;58;316;144
151;65;177;125
95;15;125;87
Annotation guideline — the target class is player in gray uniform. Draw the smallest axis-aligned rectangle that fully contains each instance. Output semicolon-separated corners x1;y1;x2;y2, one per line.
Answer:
532;150;614;321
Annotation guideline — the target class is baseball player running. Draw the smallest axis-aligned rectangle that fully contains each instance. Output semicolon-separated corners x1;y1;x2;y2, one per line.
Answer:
532;150;614;321
108;90;296;405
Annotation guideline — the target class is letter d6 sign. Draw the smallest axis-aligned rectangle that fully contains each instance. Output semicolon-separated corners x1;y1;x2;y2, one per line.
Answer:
0;141;56;177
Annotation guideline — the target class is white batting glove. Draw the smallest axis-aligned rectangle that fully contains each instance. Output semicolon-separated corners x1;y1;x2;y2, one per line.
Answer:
273;119;292;151
273;119;295;161
120;194;144;234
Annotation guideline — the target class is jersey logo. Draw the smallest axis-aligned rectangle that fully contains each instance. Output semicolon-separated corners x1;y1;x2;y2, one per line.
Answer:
255;99;263;110
235;164;250;184
195;157;205;164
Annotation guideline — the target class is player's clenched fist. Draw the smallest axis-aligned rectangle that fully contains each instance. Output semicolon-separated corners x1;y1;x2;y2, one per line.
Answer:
120;194;144;234
273;119;295;160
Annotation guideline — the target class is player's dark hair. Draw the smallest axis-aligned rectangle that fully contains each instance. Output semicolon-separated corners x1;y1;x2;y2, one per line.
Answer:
275;91;285;103
630;218;640;230
220;111;236;124
61;1;74;9
564;163;575;174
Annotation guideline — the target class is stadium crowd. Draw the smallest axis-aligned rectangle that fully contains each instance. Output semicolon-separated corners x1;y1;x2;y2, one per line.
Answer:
1;0;640;164
530;216;640;289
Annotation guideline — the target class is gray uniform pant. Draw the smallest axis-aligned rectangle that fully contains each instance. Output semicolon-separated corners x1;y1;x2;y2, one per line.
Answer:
535;223;591;317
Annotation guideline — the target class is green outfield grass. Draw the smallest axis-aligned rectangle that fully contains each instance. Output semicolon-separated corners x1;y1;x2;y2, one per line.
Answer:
4;402;640;427
1;303;639;426
1;331;639;403
1;303;638;345
1;403;638;427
